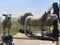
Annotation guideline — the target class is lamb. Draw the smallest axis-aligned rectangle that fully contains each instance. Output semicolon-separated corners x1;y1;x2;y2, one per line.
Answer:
24;12;58;37
45;14;58;35
24;12;48;36
1;14;12;37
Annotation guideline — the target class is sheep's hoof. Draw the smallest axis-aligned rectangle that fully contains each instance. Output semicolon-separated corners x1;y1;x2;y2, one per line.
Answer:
41;35;44;38
19;29;24;33
25;33;31;37
25;33;27;36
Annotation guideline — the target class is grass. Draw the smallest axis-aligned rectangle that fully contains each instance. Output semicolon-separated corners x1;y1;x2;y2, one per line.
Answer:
10;21;21;35
0;21;60;39
10;21;40;35
0;21;21;37
0;21;40;37
0;21;41;41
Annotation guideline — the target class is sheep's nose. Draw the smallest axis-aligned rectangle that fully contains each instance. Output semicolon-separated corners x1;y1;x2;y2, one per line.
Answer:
8;17;10;19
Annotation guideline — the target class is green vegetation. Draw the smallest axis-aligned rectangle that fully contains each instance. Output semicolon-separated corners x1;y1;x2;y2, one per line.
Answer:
0;21;20;37
0;21;59;37
0;21;40;37
10;21;21;35
0;21;60;41
11;21;40;36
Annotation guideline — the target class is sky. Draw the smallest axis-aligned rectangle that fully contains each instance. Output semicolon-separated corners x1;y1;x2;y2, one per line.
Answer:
0;0;59;18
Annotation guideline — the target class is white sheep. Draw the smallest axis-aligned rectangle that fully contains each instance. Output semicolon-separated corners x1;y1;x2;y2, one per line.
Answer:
24;12;58;37
1;14;12;37
24;12;49;36
18;12;33;30
45;14;58;35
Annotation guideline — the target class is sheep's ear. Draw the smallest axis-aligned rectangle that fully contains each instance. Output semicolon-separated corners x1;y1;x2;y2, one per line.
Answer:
9;14;12;16
45;11;48;15
3;14;6;16
45;11;46;14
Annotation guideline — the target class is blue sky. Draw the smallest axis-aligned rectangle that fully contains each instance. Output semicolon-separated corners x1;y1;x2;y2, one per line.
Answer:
0;0;59;18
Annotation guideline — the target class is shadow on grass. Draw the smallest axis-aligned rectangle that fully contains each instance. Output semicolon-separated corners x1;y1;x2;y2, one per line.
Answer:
29;34;56;42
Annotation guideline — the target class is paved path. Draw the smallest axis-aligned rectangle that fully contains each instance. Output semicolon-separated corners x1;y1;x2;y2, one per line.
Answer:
13;39;57;45
13;33;28;38
13;33;60;45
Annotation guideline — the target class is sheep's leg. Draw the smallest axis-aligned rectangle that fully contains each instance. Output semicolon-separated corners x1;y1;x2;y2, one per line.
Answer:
41;30;44;37
24;24;27;35
46;26;49;35
29;25;32;35
21;25;24;30
46;26;48;34
8;28;10;36
46;26;51;36
8;22;11;36
40;26;44;37
8;25;11;36
47;26;50;35
2;27;5;37
49;26;50;35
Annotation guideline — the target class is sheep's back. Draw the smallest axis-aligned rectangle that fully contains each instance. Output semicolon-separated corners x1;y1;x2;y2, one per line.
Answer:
25;16;41;26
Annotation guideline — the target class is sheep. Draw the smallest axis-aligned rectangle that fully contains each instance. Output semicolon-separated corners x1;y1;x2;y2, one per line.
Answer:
45;14;58;35
24;12;49;37
18;12;33;30
1;14;12;37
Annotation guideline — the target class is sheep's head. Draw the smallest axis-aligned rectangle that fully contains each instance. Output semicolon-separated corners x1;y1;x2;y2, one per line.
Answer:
42;11;49;20
3;14;12;20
